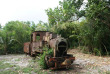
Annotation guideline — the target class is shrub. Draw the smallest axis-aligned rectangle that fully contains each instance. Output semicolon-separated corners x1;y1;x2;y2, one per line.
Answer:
38;47;53;69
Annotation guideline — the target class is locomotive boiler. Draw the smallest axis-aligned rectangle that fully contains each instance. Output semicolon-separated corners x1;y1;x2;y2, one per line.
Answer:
24;31;75;69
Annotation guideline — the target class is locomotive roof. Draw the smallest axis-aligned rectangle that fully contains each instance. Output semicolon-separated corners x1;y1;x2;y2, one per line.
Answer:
32;31;49;33
32;31;57;35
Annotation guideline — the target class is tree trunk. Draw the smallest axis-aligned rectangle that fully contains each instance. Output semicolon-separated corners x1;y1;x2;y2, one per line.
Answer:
4;45;7;55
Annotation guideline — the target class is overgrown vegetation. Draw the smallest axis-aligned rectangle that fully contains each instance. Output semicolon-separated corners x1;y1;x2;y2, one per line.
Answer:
45;0;110;55
38;47;53;69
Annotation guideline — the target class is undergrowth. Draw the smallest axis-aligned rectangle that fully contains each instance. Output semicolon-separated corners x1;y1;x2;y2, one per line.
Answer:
38;47;53;69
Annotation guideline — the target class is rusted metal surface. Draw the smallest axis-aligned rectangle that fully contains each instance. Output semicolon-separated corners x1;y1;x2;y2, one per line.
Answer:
24;42;30;54
24;31;75;69
45;55;75;70
24;31;49;55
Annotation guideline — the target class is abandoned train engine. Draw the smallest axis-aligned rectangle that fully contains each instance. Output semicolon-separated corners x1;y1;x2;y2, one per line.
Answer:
24;31;75;69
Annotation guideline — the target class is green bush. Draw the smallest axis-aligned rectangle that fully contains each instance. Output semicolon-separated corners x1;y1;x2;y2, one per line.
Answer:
38;47;53;69
78;20;110;56
93;48;101;56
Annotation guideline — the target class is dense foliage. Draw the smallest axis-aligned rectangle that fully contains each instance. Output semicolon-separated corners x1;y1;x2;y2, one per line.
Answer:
0;21;32;54
82;0;110;55
46;0;84;47
46;0;110;55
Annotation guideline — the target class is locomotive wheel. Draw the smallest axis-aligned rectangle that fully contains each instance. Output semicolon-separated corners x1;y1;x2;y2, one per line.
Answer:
45;55;55;68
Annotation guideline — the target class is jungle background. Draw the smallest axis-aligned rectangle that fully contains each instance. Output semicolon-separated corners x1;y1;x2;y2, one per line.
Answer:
0;0;110;56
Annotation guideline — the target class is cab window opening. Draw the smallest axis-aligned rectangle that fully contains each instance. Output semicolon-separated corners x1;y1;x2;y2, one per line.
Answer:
36;34;40;41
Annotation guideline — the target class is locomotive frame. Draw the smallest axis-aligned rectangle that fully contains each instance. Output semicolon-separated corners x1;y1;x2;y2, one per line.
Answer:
24;31;75;69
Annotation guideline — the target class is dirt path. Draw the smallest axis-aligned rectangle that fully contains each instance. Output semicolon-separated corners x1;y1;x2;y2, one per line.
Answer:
68;49;110;73
0;49;110;74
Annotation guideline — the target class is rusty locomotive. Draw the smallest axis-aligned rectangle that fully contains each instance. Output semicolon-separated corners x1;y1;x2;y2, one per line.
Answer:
24;31;75;69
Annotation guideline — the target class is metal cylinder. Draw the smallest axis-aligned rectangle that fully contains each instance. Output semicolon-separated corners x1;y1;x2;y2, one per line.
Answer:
49;37;68;57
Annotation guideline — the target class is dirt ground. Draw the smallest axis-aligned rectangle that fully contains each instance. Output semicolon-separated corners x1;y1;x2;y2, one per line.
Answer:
0;49;110;74
68;49;110;74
